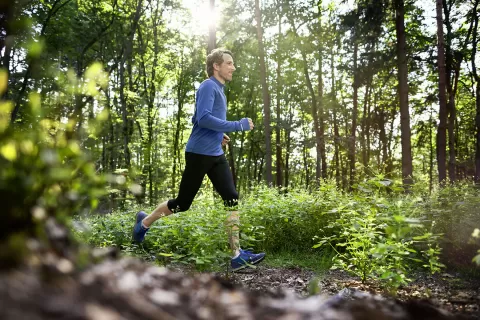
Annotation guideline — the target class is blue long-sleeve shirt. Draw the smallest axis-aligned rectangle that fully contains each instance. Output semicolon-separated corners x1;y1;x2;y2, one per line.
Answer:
185;76;250;156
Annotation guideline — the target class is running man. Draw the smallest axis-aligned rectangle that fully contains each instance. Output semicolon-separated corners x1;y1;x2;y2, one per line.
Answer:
132;48;265;271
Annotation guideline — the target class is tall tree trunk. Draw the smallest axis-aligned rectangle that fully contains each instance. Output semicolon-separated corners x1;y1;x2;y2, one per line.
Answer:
475;82;480;184
446;76;457;183
395;0;413;187
120;0;143;168
235;86;254;189
341;115;348;191
207;0;216;53
275;10;283;187
444;0;476;182
172;61;187;197
443;0;456;183
106;91;115;172
361;47;374;170
429;109;434;193
349;40;359;189
255;0;272;185
317;3;327;180
367;90;373;165
140;2;161;204
288;23;323;185
435;0;448;184
300;46;322;186
287;15;322;186
330;39;340;186
472;0;480;183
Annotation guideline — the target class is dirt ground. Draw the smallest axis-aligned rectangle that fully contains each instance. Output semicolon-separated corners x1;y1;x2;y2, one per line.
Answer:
193;265;480;319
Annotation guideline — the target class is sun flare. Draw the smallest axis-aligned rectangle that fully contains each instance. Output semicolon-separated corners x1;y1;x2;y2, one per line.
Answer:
187;0;220;34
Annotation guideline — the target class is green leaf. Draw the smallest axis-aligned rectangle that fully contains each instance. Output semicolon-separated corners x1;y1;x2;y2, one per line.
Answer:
312;240;327;248
158;253;174;257
1;142;16;161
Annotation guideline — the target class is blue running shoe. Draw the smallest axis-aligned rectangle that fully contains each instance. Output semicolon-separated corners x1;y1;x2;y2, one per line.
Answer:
231;249;266;272
132;211;149;243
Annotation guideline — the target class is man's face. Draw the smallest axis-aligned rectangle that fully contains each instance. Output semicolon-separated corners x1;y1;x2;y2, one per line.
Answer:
214;53;236;83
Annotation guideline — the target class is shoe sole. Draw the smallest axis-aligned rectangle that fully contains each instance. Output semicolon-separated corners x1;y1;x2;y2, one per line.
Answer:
231;254;266;272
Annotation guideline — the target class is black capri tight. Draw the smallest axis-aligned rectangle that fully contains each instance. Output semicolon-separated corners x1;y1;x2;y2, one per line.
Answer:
167;152;238;213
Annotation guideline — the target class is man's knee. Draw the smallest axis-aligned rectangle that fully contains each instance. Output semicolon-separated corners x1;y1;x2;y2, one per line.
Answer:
167;199;191;213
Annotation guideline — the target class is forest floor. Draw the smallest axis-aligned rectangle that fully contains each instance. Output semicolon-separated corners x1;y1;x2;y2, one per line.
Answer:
170;263;480;319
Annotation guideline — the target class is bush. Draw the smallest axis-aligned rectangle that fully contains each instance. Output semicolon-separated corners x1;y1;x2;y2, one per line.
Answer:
313;176;444;291
0;66;107;268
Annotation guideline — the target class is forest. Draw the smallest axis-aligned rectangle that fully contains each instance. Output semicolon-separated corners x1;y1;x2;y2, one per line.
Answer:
0;0;480;318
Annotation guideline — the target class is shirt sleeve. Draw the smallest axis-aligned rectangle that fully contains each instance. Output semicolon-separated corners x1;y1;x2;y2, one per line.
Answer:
195;81;240;132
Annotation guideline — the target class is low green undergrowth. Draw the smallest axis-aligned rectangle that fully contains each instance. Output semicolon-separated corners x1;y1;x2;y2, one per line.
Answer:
76;177;480;291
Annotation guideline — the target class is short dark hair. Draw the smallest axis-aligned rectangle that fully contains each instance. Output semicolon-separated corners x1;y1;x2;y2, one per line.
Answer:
206;48;233;77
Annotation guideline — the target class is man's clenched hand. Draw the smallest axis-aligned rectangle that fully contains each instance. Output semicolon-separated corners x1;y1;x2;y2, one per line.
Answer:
222;134;230;147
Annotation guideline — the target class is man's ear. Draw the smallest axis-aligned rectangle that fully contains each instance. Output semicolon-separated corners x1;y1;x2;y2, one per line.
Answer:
213;62;220;72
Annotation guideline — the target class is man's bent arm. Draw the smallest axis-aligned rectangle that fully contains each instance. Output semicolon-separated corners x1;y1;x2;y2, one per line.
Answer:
196;82;249;132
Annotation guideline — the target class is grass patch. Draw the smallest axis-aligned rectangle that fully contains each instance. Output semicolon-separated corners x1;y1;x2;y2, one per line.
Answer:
264;249;335;273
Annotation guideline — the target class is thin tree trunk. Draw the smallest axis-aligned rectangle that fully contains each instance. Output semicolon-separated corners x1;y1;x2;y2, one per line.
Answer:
255;0;272;185
472;0;480;183
302;46;322;186
285;103;293;189
249;142;255;188
349;40;359;189
331;41;340;186
235;86;254;189
429;109;434;193
140;2;161;204
395;0;413;187
443;0;456;183
119;0;143;168
275;11;283;187
387;105;396;175
361;84;370;167
435;0;448;184
367;90;373;165
257;156;264;183
172;60;187;197
447;80;457;183
288;16;322;186
475;82;480;184
302;138;309;189
379;106;388;173
317;4;327;180
228;142;237;188
104;88;115;172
